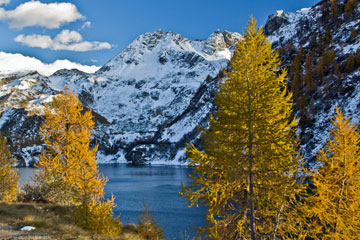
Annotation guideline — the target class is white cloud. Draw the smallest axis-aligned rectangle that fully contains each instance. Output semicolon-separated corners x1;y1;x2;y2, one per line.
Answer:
0;1;83;29
0;51;100;76
81;21;91;30
0;0;10;6
15;29;112;51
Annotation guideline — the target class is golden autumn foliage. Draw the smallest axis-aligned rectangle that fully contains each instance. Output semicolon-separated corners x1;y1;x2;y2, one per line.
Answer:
181;18;303;239
73;195;122;236
34;88;121;236
301;107;360;239
137;204;164;240
0;133;19;202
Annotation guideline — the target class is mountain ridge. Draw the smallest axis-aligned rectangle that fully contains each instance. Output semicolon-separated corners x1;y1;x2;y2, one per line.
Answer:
0;0;359;166
265;0;360;163
0;29;241;166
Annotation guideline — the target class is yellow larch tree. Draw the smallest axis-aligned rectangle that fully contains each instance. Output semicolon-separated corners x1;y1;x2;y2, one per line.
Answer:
0;133;19;202
35;87;121;236
137;204;165;240
181;18;304;239
302;107;360;239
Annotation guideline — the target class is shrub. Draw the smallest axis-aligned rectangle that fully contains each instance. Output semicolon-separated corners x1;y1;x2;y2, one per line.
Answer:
138;205;164;240
0;133;19;202
72;195;122;237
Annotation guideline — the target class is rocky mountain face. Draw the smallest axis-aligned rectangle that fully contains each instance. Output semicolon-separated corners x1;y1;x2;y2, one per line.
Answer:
264;0;360;164
0;0;358;166
0;30;241;166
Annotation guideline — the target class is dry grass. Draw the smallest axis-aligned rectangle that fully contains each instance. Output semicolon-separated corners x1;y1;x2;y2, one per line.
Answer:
0;202;143;240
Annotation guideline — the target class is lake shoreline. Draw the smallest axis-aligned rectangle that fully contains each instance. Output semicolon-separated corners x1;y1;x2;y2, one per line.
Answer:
18;164;205;239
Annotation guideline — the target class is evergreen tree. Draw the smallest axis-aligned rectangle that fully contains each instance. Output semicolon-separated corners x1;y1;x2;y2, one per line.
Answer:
320;1;330;21
290;47;304;98
355;50;360;67
181;18;303;239
302;107;360;239
325;26;332;45
328;49;336;66
304;52;315;93
35;88;121;236
316;57;325;80
309;34;317;49
334;63;342;82
345;0;359;17
351;28;357;40
320;49;335;74
345;53;355;73
318;35;324;53
330;0;340;21
0;133;18;201
297;96;312;128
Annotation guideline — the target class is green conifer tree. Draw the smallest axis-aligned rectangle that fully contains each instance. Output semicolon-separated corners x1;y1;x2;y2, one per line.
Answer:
181;18;303;239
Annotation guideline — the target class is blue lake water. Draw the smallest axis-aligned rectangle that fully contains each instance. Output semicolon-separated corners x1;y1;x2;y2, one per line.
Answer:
19;165;206;240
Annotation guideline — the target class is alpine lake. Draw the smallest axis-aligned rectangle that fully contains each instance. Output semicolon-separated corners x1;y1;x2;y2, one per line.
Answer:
19;164;206;240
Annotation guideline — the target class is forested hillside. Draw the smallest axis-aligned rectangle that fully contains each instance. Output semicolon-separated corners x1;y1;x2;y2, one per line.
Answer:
265;0;360;163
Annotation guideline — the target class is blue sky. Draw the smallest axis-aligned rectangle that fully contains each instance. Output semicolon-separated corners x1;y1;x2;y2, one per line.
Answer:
0;0;319;67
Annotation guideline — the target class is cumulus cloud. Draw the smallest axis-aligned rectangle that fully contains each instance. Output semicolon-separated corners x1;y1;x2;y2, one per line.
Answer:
0;51;100;76
0;1;83;29
15;29;112;51
0;0;10;6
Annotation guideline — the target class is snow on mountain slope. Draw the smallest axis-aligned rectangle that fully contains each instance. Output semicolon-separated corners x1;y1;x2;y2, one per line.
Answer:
0;29;241;165
56;30;240;164
1;0;358;166
0;71;58;166
265;0;360;163
97;30;238;78
83;30;240;127
265;8;320;48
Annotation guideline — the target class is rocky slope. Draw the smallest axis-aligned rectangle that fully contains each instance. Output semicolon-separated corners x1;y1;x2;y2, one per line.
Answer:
0;0;359;166
0;30;241;165
264;0;360;164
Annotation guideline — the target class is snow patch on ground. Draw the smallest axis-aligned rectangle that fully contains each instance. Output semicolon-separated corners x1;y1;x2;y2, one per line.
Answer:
21;226;36;231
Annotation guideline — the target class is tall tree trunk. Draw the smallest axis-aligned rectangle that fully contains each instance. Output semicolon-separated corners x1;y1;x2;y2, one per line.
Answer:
246;70;256;240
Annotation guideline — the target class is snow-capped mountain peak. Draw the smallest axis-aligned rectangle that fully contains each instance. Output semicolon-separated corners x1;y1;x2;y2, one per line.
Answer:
2;0;358;166
0;29;241;165
96;30;241;79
